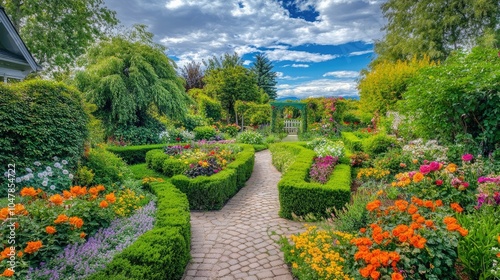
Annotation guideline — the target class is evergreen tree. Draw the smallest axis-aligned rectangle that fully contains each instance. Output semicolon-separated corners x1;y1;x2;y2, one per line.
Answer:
251;54;277;100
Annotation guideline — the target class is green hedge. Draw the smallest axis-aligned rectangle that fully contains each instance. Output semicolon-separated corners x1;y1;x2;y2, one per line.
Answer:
274;143;351;219
106;144;166;164
341;132;363;152
87;182;190;280
145;149;188;178
170;144;255;210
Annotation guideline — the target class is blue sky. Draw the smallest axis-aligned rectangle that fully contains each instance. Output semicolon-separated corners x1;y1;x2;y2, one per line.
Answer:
104;0;386;99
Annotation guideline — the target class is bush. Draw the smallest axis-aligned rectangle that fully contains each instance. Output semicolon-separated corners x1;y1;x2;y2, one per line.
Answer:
84;146;133;186
107;144;166;164
333;190;373;232
170;144;254;210
181;114;207;131
87;182;191;280
194;125;217;140
0;79;88;180
341;132;363;152
272;143;351;220
236;130;264;145
112;118;165;145
362;133;398;156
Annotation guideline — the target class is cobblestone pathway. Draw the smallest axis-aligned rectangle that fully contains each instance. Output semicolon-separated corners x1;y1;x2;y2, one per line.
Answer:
182;150;305;280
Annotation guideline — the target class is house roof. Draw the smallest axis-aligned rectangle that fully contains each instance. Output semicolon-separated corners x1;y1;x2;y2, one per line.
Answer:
0;6;42;73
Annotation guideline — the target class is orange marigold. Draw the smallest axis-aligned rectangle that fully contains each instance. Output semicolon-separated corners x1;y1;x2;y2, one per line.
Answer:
370;270;381;280
411;197;423;206
62;190;73;199
425;220;434;227
17;251;23;258
99;200;109;208
391;272;404;280
446;163;458;173
360;228;366;233
96;185;105;191
88;187;99;196
45;226;57;234
0;208;9;220
447;223;461;231
14;204;28;215
0;248;10;260
54;214;69;224
48;194;64;205
443;216;458;225
413;172;424;183
20;187;39;197
366;200;381;211
407;204;418;215
450;203;463;213
458;227;468;237
70;186;87;196
80;232;86;239
435;200;444;207
395;200;408;211
105;193;116;204
24;241;43;254
2;268;14;277
69;217;84;229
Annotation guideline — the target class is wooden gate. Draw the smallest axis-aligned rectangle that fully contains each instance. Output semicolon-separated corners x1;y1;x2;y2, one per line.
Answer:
284;119;301;135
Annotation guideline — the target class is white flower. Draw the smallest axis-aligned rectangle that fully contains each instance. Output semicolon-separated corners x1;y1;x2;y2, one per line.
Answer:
54;163;62;169
53;156;59;161
62;170;69;175
15;177;21;183
42;181;48;186
37;173;44;178
46;166;52;172
68;174;74;179
34;161;41;166
26;168;33;173
61;160;68;165
50;185;56;190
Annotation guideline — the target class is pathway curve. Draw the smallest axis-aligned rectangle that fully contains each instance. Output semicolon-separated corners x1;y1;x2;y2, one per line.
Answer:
182;150;305;280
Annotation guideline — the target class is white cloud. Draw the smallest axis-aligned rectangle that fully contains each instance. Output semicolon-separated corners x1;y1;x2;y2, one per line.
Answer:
276;71;308;80
292;64;310;68
242;60;252;66
322;70;359;78
277;79;358;99
266;49;337;62
349;50;374;56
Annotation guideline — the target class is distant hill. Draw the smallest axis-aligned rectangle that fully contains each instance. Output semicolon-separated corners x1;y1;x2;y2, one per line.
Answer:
275;95;359;101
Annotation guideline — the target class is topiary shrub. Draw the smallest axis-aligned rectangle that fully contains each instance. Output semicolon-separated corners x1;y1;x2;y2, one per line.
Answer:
0;79;88;176
194;126;217;140
84;146;133;186
363;134;398;156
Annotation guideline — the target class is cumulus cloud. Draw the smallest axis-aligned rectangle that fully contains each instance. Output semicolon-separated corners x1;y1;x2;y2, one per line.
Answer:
349;50;374;56
322;70;359;78
277;79;358;99
276;71;308;80
265;49;337;62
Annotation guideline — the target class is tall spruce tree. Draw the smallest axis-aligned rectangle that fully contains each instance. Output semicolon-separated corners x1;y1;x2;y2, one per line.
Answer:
251;54;277;100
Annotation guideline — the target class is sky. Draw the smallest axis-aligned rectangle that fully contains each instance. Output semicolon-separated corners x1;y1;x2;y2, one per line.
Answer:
104;0;387;99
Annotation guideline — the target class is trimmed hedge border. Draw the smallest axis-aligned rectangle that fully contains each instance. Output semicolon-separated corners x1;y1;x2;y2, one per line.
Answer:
341;132;363;152
87;182;191;280
272;142;351;219
170;144;255;210
106;144;166;164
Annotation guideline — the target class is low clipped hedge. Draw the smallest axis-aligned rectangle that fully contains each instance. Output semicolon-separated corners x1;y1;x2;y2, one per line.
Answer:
273;143;351;219
341;132;363;152
170;144;255;210
87;182;190;280
145;149;187;177
106;144;166;164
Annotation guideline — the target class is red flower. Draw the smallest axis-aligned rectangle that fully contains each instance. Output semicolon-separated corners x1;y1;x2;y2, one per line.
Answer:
435;179;443;186
176;137;181;142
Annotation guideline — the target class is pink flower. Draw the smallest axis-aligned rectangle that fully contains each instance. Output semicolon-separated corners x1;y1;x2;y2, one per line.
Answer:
419;165;431;175
462;154;473;161
435;180;443;186
429;161;440;171
408;171;416;178
462;182;469;188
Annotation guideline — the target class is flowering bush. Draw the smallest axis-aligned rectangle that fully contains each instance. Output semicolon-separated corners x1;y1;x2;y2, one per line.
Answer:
309;156;338;184
350;152;370;167
476;175;500;209
357;168;391;181
219;123;240;137
307;138;344;158
236;130;264;145
26;201;155;280
402;139;448;163
282;226;354;280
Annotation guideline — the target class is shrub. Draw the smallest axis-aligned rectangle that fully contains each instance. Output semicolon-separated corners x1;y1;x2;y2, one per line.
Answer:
0;80;88;188
236;130;264;145
84;146;133;186
13;158;74;194
194;125;217;140
112;118;165;145
362;133;398;156
341;132;363;152
181;114;207;131
333;190;372;233
106;144;165;164
163;158;189;178
219;123;240;137
269;143;302;173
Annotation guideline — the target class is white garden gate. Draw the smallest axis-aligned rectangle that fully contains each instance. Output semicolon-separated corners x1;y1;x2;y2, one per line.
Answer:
284;119;301;135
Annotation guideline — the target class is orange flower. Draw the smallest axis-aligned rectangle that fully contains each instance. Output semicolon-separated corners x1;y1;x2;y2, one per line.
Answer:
450;203;463;213
416;217;425;224
69;217;84;229
435;200;443;207
360;228;366;233
407;204;418;215
391;272;404;280
48;194;64;205
395;200;408;211
54;214;69;224
370;270;381;280
45;226;57;234
99;200;109;208
17;251;23;258
447;223;460;231
105;193;116;204
70;186;87;197
96;185;105;191
24;241;43;254
62;190;73;199
14;204;28;215
446;163;458;173
366;200;381;211
411;197;423;206
80;232;86;238
0;208;9;220
423;200;434;209
20;187;39;197
425;220;434;227
458;227;468;237
88;187;99;196
2;268;14;277
0;248;10;260
413;172;424;183
443;216;458;225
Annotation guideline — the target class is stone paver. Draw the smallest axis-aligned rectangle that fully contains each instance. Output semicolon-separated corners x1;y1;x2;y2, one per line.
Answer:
182;150;305;280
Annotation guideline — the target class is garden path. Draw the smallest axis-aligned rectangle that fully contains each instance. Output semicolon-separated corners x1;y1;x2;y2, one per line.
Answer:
182;150;306;280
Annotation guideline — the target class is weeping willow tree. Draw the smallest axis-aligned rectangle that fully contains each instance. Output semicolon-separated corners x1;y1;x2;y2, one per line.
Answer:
75;25;190;138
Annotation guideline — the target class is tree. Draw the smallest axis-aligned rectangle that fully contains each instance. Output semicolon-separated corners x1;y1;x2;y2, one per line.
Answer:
374;0;500;63
1;0;118;73
75;25;190;135
251;54;277;100
204;65;260;124
203;52;243;72
181;61;204;91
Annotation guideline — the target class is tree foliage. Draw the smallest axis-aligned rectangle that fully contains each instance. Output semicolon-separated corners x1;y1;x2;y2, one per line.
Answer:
358;56;435;114
203;52;243;73
401;47;500;153
75;25;190;134
1;0;118;73
181;61;204;91
374;0;500;63
251;54;277;100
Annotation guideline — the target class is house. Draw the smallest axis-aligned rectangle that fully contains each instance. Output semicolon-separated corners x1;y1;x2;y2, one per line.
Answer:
0;6;41;82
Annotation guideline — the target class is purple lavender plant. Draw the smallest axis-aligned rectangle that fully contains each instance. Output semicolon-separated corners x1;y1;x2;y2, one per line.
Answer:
26;201;156;280
309;156;338;184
